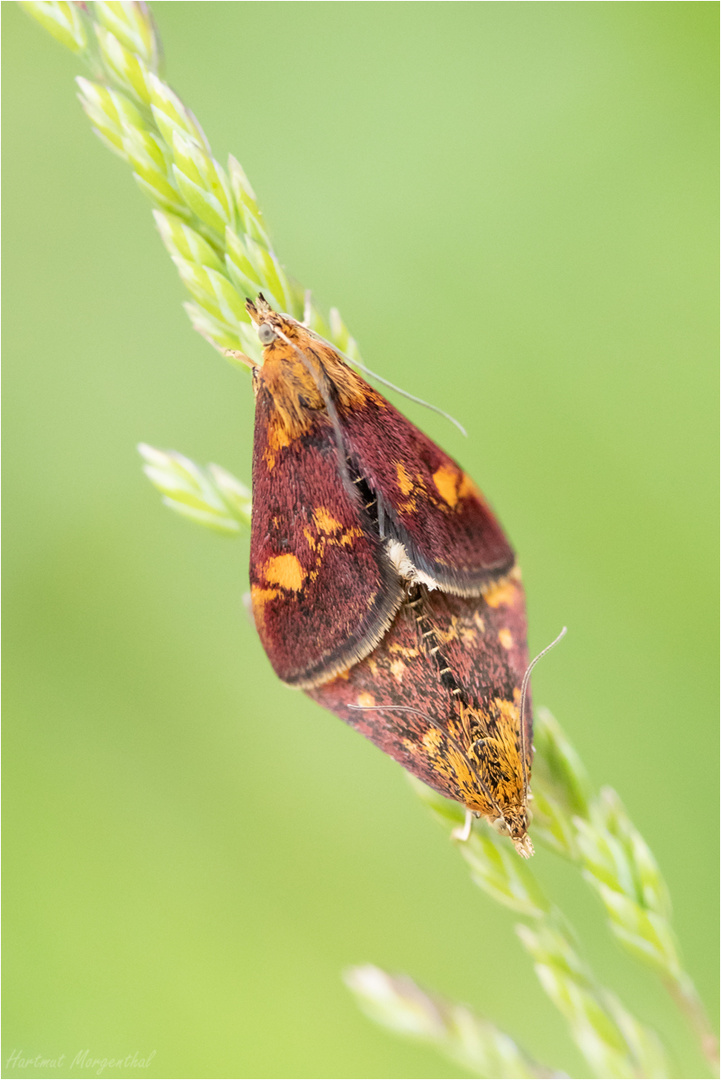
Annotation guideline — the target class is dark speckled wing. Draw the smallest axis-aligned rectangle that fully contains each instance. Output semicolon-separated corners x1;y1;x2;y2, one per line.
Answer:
307;597;481;806
308;577;532;805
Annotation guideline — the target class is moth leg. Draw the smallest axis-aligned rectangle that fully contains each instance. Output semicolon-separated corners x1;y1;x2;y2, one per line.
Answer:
452;807;474;843
223;349;256;370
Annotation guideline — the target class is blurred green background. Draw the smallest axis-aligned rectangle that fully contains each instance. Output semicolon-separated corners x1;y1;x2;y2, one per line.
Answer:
3;3;717;1078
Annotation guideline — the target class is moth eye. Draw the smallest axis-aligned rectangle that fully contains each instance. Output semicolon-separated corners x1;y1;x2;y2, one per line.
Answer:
258;322;276;345
492;818;510;836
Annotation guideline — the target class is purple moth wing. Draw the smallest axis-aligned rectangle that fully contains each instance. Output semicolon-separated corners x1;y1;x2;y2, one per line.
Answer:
435;572;533;770
335;377;515;596
308;577;531;817
306;600;487;810
250;374;404;689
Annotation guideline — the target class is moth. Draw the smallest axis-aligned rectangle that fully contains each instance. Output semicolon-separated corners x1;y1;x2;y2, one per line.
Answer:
241;294;537;855
311;578;536;855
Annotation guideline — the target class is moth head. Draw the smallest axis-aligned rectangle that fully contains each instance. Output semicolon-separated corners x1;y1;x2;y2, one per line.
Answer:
246;293;299;351
493;805;534;858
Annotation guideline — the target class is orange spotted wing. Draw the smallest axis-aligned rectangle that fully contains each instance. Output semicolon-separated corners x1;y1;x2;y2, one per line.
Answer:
246;295;514;688
337;389;513;596
308;572;534;854
250;375;403;688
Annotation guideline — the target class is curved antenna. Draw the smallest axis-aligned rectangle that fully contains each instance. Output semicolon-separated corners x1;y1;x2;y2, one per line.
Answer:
343;356;468;438
299;321;468;438
348;702;503;817
271;323;357;503
518;626;567;799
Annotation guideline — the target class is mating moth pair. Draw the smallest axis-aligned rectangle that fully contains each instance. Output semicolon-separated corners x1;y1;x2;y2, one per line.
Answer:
241;296;539;857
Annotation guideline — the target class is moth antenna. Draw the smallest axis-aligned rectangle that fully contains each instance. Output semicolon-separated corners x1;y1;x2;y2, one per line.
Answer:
518;626;567;800
271;324;357;503
343;356;468;438
295;320;468;437
348;703;503;817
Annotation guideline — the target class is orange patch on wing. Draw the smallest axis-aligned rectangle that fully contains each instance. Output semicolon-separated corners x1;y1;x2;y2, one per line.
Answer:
492;698;522;747
458;472;481;500
396;461;414;496
432;464;460;508
313;507;342;534
483;577;517;609
422;728;444;753
395;461;428;513
251;585;279;605
388;643;420;659
332;667;351;682
436;615;461;645
263;553;306;591
498;628;513;650
250;585;280;628
263;420;293;470
389;658;406;681
338;525;363;547
447;720;466;746
357;692;376;707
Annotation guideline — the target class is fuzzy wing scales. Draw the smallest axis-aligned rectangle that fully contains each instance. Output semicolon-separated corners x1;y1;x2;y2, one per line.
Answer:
307;601;482;807
308;580;532;808
339;390;514;596
250;390;404;688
